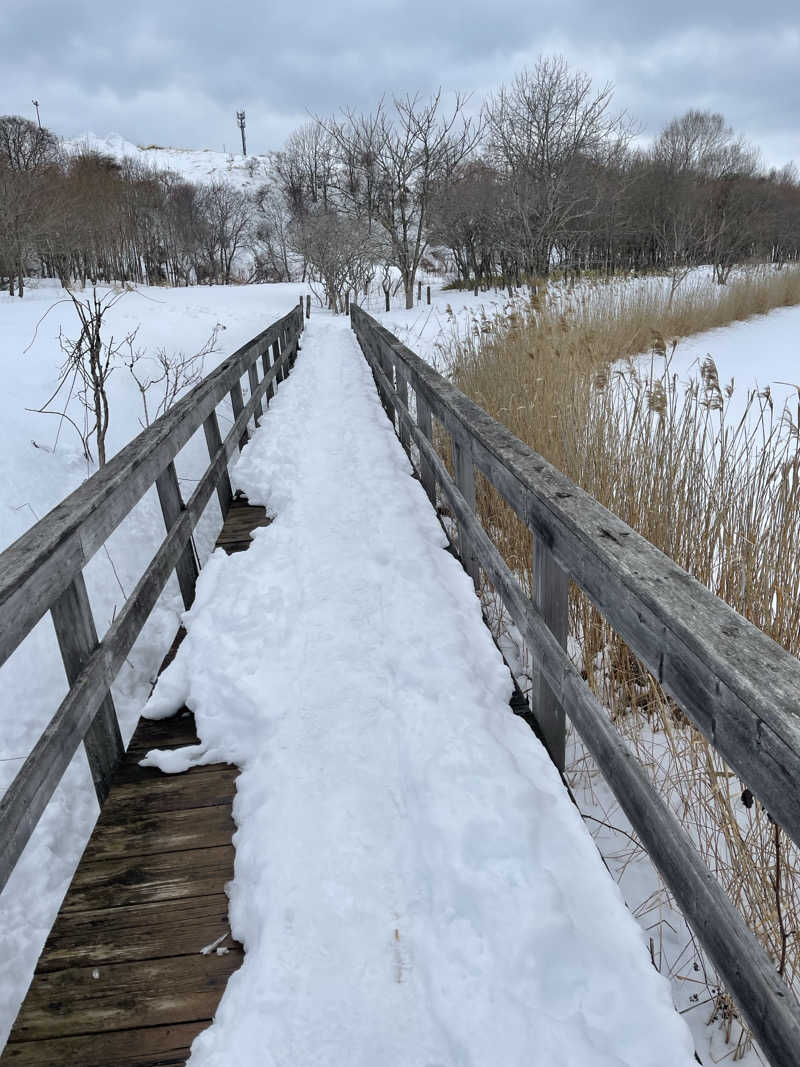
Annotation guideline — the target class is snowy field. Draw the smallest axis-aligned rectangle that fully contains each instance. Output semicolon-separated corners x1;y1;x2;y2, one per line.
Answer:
1;274;797;1059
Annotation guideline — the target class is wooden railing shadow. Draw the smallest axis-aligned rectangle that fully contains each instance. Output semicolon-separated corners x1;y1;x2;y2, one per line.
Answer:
0;301;304;895
351;302;800;1067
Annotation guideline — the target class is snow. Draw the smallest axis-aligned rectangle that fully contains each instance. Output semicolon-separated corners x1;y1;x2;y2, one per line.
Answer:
141;314;696;1066
0;280;305;1045
2;268;795;1059
661;302;800;426
63;132;270;192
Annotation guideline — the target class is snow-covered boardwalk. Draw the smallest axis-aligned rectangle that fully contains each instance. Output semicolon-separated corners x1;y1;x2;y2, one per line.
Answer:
131;316;694;1065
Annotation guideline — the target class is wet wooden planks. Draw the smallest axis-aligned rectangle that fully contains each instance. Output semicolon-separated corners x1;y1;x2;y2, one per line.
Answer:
2;498;273;1066
214;494;271;554
1;712;242;1066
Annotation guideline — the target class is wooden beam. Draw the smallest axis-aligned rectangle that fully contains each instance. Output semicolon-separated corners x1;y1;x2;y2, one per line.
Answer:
248;362;263;425
155;461;198;610
203;411;233;518
50;574;123;805
532;537;569;772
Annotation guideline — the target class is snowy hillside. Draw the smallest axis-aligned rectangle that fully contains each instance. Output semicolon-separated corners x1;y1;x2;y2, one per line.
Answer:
63;132;271;190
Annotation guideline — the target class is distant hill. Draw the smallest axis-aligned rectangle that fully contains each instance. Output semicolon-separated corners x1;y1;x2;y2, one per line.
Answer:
62;132;271;190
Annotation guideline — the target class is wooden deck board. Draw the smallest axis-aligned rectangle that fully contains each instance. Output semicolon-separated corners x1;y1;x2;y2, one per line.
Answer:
1;497;271;1065
214;495;271;554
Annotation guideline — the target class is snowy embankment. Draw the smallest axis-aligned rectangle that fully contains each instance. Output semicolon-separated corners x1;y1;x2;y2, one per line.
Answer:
64;133;268;191
142;315;696;1065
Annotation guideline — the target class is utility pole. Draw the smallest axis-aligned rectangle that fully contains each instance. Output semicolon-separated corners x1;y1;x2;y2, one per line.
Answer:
236;110;246;156
32;99;41;127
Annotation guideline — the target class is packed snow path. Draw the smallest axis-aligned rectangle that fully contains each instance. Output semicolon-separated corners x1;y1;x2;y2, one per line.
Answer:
143;315;696;1066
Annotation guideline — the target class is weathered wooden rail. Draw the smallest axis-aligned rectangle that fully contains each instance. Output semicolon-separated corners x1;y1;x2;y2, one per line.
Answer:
0;302;303;896
351;303;800;1067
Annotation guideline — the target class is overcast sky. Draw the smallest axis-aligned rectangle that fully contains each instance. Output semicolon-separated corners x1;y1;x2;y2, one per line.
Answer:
1;0;798;168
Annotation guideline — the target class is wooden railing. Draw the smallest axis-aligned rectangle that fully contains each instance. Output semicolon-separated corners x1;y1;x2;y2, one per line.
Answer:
0;303;304;894
351;303;800;1067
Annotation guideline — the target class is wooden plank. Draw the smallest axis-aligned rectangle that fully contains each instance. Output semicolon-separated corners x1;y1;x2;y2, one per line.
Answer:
50;573;123;805
62;844;235;914
274;336;284;384
356;328;800;1067
37;896;234;973
124;711;199;755
155;461;198;610
98;766;237;819
452;436;480;589
8;951;243;1041
2;1022;201;1067
84;804;234;862
230;380;248;451
248;362;262;424
395;364;411;455
415;392;436;506
203;410;233;517
532;537;569;772
37;894;234;971
262;346;274;402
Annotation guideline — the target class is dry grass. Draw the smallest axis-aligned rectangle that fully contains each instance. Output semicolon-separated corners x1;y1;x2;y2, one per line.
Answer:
442;266;800;1058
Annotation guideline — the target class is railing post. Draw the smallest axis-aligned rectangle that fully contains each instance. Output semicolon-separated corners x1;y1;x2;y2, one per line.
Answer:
272;337;284;384
532;536;569;772
155;460;198;610
230;379;248;450
452;435;480;589
262;346;275;403
248;361;263;425
50;573;124;805
203;410;233;517
306;294;311;320
415;391;436;506
395;363;411;456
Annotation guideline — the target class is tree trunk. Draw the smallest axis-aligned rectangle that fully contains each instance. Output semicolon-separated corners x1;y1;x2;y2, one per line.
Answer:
404;276;414;310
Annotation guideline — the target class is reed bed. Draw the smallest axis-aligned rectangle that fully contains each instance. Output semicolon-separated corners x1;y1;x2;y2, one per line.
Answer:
442;266;800;1059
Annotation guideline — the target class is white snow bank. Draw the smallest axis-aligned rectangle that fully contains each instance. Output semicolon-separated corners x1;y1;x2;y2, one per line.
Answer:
143;314;696;1066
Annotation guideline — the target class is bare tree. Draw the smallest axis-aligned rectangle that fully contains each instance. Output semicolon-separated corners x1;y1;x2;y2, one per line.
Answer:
485;56;632;276
291;207;384;312
32;287;135;466
325;92;479;308
198;182;252;284
0;115;60;295
126;324;221;427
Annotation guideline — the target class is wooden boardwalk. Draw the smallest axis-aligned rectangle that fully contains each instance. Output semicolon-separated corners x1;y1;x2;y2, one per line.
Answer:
1;500;269;1066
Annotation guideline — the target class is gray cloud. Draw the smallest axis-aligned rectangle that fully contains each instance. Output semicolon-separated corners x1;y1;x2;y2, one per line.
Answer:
1;0;798;166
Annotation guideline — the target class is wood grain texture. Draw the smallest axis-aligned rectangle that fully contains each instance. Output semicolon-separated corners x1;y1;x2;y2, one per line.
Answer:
2;682;240;1063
